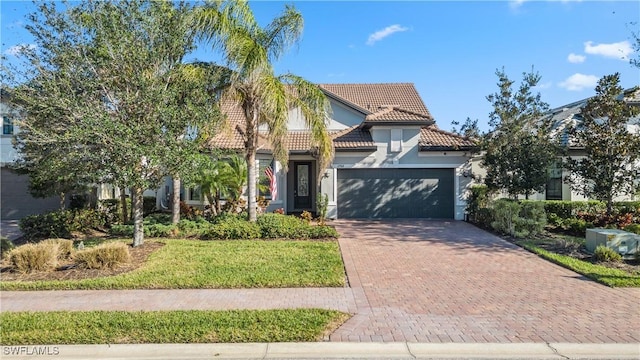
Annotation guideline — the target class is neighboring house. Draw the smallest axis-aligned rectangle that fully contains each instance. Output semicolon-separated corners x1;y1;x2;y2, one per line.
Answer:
1;89;62;220
173;83;475;220
472;87;640;202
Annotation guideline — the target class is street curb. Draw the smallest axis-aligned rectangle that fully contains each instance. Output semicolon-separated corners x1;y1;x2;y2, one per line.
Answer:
1;342;638;359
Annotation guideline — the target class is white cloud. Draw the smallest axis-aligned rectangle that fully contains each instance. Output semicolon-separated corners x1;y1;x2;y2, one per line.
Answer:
509;0;527;10
584;40;633;60
567;53;586;63
4;43;36;56
535;82;553;90
366;24;408;46
559;73;599;91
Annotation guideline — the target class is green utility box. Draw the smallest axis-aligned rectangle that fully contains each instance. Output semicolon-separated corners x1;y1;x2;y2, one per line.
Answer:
585;228;639;259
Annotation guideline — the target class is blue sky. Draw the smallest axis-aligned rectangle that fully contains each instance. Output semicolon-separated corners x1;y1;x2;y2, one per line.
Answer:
2;0;639;132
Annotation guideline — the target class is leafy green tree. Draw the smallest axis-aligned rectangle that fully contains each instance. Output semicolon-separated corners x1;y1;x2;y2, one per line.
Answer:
451;117;481;139
194;0;333;221
565;73;640;215
482;67;556;199
7;1;217;246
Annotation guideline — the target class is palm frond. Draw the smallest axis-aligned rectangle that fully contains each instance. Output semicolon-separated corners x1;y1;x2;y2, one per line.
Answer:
280;73;334;172
263;5;303;61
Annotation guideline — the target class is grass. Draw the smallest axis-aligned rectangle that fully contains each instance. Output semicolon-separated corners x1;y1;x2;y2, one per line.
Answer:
0;239;346;290
0;309;351;345
518;240;640;287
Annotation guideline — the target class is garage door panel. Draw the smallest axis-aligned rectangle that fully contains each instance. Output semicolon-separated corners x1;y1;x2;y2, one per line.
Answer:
337;168;453;219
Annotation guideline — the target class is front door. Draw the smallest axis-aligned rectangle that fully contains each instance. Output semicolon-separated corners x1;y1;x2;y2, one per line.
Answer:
294;161;312;209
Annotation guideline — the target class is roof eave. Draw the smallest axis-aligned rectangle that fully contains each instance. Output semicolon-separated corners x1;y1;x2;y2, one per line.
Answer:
362;120;435;129
334;146;377;152
419;145;475;152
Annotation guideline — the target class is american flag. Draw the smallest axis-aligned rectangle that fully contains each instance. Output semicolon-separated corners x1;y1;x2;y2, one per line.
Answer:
264;164;277;201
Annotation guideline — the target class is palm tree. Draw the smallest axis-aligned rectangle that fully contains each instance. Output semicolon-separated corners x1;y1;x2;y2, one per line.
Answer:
194;0;333;221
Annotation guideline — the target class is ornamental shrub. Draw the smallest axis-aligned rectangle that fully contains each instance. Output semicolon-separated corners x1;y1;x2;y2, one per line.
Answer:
490;199;521;237
109;224;134;237
177;218;212;237
41;239;74;260
623;224;640;235
257;213;307;239
204;217;261;240
593;245;622;263
517;201;547;237
563;218;591;237
143;196;157;215
1;237;15;259
306;225;339;239
7;242;59;273
145;224;180;238
73;242;131;270
467;185;492;225
20;209;107;240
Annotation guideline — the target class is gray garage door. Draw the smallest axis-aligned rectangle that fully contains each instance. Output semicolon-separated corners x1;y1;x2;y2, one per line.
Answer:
337;168;454;219
1;168;61;220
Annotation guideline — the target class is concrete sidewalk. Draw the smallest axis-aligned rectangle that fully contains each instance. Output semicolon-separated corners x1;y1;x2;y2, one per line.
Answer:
0;288;357;313
2;342;638;359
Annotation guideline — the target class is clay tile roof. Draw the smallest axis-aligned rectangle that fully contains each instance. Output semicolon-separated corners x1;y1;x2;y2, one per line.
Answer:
332;126;376;150
365;106;433;123
283;131;313;152
206;101;246;150
319;83;433;120
419;126;476;151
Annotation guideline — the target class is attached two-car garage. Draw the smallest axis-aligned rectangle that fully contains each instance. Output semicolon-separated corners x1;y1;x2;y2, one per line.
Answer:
336;168;455;219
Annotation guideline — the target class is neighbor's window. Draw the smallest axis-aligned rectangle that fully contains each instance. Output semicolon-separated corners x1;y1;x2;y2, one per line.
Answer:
188;186;201;202
2;116;13;135
546;160;563;200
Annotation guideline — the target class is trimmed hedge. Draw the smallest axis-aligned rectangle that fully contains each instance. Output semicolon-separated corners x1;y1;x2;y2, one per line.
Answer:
543;200;640;219
203;217;262;240
108;213;339;240
489;199;546;238
19;210;107;240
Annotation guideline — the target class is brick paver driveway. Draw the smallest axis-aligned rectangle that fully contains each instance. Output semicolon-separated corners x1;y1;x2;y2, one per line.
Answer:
331;220;640;343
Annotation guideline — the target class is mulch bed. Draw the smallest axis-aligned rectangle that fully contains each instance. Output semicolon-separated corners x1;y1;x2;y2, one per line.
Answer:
1;241;163;282
530;234;640;275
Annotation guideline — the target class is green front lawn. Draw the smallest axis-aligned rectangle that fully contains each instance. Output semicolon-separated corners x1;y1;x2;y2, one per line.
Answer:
0;309;350;345
0;239;346;291
518;240;640;287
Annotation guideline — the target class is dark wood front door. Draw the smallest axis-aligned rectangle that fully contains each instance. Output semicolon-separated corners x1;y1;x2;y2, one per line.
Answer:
293;162;312;209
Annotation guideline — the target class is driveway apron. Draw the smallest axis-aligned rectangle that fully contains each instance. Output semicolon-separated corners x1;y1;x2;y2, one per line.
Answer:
331;219;640;343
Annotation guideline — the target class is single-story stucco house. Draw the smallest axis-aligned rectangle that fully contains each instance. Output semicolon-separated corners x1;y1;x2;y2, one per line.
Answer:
169;83;476;220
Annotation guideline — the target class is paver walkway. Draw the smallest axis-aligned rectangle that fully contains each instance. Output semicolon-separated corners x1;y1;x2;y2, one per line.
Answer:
2;220;639;345
330;220;640;343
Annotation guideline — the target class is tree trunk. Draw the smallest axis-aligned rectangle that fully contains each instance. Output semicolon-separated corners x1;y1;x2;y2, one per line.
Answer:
132;186;144;247
206;193;218;216
172;175;181;224
606;198;613;216
120;190;129;224
215;190;222;214
247;148;257;221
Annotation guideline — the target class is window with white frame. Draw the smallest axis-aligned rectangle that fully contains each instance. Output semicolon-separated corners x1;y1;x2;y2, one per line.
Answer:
2;116;14;135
